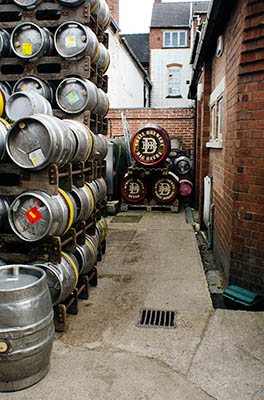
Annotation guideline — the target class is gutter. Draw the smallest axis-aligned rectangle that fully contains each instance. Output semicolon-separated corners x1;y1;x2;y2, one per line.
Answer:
188;0;235;99
121;37;152;88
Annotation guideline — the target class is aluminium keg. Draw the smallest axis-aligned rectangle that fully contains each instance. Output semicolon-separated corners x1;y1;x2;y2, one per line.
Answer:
6;91;53;122
6;114;76;170
13;0;42;9
71;183;95;222
88;177;107;204
0;29;11;57
0;196;11;232
57;0;84;6
0;264;54;392
0;82;12;97
9;189;77;242
97;43;110;74
96;0;111;30
0;118;10;161
90;0;100;15
56;77;98;114
31;252;79;306
11;23;53;61
130;124;171;166
54;22;99;62
121;175;147;203
151;172;179;204
0;88;10;118
96;216;108;244
93;133;108;161
94;88;109;117
75;235;97;275
179;179;193;197
13;76;54;103
64;119;95;163
174;155;191;175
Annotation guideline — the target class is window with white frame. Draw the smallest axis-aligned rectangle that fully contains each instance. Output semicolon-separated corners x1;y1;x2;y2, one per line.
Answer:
210;97;223;142
168;66;181;97
163;31;187;47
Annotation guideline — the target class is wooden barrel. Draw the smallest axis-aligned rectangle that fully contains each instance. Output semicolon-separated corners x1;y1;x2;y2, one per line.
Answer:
121;175;147;203
151;172;179;204
130;124;171;166
0;265;54;391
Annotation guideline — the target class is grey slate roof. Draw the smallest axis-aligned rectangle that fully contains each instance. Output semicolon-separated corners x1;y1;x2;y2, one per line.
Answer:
151;1;210;28
120;33;149;66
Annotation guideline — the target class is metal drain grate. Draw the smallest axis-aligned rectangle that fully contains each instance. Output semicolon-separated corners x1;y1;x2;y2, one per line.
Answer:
137;309;176;328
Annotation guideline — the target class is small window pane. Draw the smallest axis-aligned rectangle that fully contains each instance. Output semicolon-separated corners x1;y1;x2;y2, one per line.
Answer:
168;67;181;96
172;32;178;46
164;32;170;46
217;98;223;140
179;31;186;46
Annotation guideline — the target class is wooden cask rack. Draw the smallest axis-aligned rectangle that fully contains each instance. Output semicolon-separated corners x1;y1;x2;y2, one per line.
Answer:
120;198;179;213
127;161;171;177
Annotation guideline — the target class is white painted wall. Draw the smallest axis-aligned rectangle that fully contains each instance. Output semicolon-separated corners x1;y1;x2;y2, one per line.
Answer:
150;48;194;108
107;28;146;108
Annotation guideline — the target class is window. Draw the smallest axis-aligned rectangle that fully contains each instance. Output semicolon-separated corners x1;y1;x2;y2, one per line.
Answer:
208;96;223;148
163;31;187;47
168;67;181;97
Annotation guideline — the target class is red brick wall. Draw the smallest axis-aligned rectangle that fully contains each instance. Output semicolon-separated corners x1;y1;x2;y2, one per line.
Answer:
149;28;191;51
107;107;195;156
196;0;264;294
106;0;119;25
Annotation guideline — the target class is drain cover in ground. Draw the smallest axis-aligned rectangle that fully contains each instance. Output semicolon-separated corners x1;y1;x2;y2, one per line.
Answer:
137;309;176;328
111;216;142;223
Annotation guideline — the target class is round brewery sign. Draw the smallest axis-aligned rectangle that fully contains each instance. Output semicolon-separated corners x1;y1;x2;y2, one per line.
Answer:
130;125;170;166
152;175;178;204
121;175;147;203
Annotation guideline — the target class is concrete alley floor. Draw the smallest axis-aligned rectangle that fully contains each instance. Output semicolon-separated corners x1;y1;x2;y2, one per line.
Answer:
4;210;264;400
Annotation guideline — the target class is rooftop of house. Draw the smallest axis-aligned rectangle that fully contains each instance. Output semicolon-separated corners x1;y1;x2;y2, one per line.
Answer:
120;33;149;66
150;1;210;28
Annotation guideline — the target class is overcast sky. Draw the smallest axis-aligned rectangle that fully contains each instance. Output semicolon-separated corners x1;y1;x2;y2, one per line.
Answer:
119;0;207;34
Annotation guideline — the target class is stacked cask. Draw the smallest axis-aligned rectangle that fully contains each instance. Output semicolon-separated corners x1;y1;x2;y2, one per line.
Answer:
0;0;110;345
121;124;194;211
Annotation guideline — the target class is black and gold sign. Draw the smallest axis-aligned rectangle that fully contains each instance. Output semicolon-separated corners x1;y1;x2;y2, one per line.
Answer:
121;175;147;203
131;125;170;166
152;176;178;204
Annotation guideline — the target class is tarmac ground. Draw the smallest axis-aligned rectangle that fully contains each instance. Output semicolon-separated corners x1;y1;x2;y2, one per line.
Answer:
3;210;264;400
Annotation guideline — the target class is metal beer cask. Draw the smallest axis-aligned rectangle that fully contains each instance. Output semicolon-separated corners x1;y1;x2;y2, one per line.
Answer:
11;23;53;61
130;124;171;166
31;252;79;306
94;88;109;117
54;22;99;62
0;29;11;57
64;119;95;163
6;91;53;122
0;265;54;392
6;114;76;170
71;183;95;222
13;76;54;103
9;189;77;242
0;118;10;161
96;216;108;244
121;175;148;203
97;43;110;74
179;179;193;197
93;133;108;161
75;235;97;275
88;178;107;204
56;77;98;114
174;155;191;175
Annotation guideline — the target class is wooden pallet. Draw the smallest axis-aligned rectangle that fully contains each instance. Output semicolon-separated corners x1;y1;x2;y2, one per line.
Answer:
0;161;94;196
0;55;91;81
0;213;96;264
0;2;91;29
120;198;179;213
127;161;171;177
